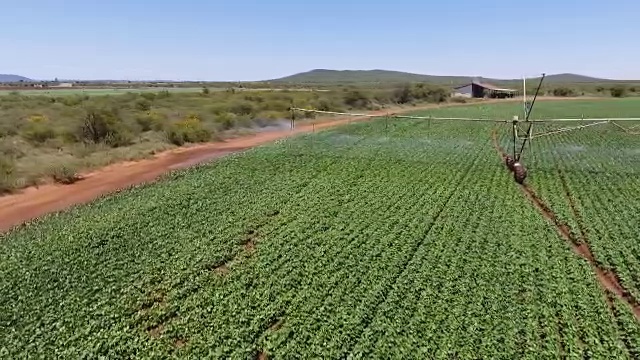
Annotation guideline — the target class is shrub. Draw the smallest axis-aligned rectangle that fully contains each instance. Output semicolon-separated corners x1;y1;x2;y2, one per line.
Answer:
450;96;468;103
215;112;237;130
390;83;449;104
393;85;412;104
135;99;152;111
207;103;231;115
78;107;133;147
166;114;212;145
228;100;256;116
60;95;88;107
343;89;371;108
135;111;168;132
0;156;16;193
262;100;290;112
610;85;627;98
315;98;341;112
0;138;25;158
156;90;171;99
140;92;157;101
552;87;574;97
48;163;80;184
21;114;56;144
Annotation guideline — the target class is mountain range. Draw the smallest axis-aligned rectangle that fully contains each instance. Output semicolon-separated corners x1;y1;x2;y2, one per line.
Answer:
0;74;33;82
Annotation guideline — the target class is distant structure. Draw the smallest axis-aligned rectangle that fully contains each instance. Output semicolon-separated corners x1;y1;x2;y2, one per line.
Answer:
452;80;517;98
50;82;74;88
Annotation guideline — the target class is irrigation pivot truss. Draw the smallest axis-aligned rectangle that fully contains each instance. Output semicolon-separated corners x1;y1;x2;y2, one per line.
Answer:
289;73;640;185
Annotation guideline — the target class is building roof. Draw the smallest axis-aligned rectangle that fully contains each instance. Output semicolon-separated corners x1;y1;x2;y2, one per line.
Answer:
453;81;517;92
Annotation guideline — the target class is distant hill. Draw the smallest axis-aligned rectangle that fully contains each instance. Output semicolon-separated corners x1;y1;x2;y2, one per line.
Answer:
270;69;471;84
0;74;33;82
269;69;621;85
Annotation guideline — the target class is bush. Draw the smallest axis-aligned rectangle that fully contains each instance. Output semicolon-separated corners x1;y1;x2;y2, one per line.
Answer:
393;85;412;104
140;92;157;101
21;114;56;144
262;100;290;112
135;99;152;111
207;103;231;115
60;95;88;107
135;111;168;132
48;163;80;184
315;98;341;112
215;112;237;130
343;89;371;108
391;83;449;104
78;107;133;147
228;100;256;116
0;156;16;193
552;87;574;97
610;85;627;98
166;114;212;145
156;90;171;99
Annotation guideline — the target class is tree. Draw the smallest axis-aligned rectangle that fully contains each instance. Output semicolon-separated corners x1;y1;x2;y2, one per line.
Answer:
78;107;132;147
393;84;412;104
610;85;627;98
552;87;574;97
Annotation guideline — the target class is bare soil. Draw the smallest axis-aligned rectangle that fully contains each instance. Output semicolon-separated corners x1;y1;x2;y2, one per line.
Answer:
491;128;640;320
147;324;164;338
174;338;187;349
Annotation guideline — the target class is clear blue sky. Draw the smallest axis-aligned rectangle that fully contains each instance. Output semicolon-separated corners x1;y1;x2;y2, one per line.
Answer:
1;0;639;81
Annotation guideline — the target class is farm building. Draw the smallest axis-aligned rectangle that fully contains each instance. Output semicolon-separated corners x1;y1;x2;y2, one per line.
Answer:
452;81;517;98
50;82;74;88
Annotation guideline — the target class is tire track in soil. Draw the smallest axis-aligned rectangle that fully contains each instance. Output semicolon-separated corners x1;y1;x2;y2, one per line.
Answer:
490;128;640;321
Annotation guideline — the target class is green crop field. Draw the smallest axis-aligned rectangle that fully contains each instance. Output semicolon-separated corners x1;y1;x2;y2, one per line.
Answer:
1;99;639;358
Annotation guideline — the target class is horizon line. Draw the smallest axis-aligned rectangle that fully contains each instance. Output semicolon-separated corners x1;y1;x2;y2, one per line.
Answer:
2;69;639;83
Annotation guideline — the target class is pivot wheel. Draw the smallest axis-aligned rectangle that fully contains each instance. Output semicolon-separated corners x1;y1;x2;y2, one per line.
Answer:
513;162;527;184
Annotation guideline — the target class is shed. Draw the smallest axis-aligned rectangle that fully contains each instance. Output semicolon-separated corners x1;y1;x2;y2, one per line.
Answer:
452;81;517;98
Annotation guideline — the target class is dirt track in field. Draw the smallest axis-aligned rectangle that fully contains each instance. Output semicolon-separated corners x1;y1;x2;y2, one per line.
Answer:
490;128;640;321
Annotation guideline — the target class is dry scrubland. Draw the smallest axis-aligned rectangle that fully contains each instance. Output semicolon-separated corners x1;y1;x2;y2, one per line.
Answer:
1;99;639;358
0;85;449;192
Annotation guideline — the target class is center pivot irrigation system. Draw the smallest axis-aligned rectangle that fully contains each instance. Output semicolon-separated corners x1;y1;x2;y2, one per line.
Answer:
289;74;640;185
